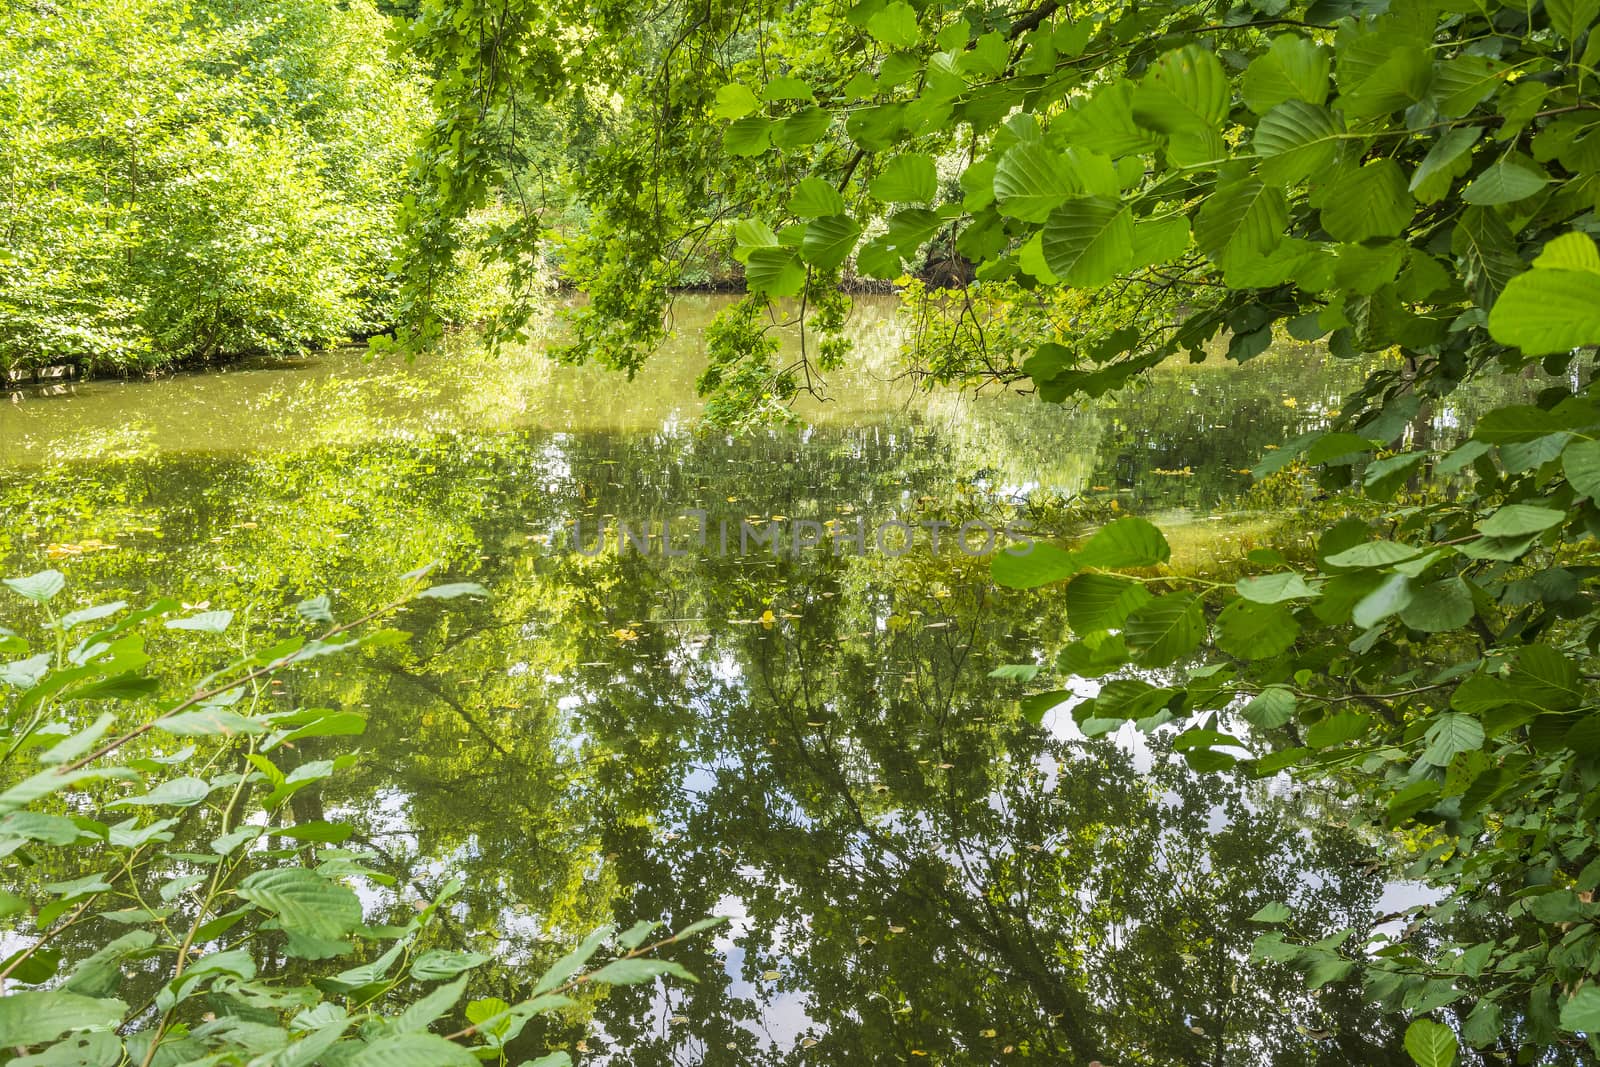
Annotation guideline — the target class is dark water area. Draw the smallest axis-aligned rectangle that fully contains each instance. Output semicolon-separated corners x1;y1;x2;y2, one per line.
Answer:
0;296;1546;1063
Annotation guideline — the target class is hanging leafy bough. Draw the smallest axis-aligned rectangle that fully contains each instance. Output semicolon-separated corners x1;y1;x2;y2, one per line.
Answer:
387;0;1600;416
996;486;1600;1059
0;570;716;1065
391;0;1600;1054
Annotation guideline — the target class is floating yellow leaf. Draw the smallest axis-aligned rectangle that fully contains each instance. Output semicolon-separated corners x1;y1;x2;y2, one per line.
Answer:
759;609;775;629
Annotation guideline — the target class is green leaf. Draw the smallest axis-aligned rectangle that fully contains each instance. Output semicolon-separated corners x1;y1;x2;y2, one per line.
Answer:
1123;593;1203;667
1236;572;1319;604
394;975;470;1032
855;216;931;278
1475;401;1599;443
4;570;66;603
268;710;367;748
722;117;772;157
1040;197;1134;287
1019;690;1071;725
1564;438;1600;500
585;957;697;985
1252;100;1343;184
465;997;511;1034
1461;160;1547;206
1477;504;1563;537
10;1030;122;1065
744;247;807;297
1131;214;1191;267
991;544;1078;588
1337;35;1430;117
1364;451;1427;499
1;653;51;689
164;610;233;633
1324;541;1420;568
734;219;778;250
617;920;663;950
1242;686;1296;728
107;776;212;809
1550;0;1600;40
1535;232;1600;273
1241;34;1329;114
989;664;1041;682
1403;1018;1458;1067
1305;710;1373;747
1421;713;1485;766
799;215;862;271
1062;79;1160;156
1399;577;1475;632
866;1;919;48
869;153;937;203
349;1034;477;1067
1306;957;1355;989
1352;573;1412;629
277;821;355;843
1410;126;1483;199
296;595;333;623
1559;986;1600;1032
1065;573;1152;633
410;950;490;981
1454;206;1522;308
773;107;831;148
0;767;131;815
59;602;127;631
0;811;82;845
993;143;1076;222
1489;269;1600;355
712;84;759;119
1461;1001;1502;1047
39;712;115;767
762;75;813;101
1216;599;1299;658
1321;160;1413;242
1250;901;1291;923
1132;45;1230;164
1073;516;1171;569
789;178;845;219
1432;55;1502;117
1304;432;1379;466
1195;177;1287;268
0;991;125;1047
671;916;729;941
237;868;362;940
156;709;264;737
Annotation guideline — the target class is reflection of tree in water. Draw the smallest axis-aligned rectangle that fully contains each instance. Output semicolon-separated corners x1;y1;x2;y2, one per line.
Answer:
1;400;1512;1064
541;551;1410;1065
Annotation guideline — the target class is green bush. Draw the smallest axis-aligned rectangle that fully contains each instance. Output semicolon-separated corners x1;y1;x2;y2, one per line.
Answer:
0;0;427;375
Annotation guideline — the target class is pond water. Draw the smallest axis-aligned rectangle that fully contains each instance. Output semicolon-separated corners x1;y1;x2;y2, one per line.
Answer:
0;296;1541;1064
